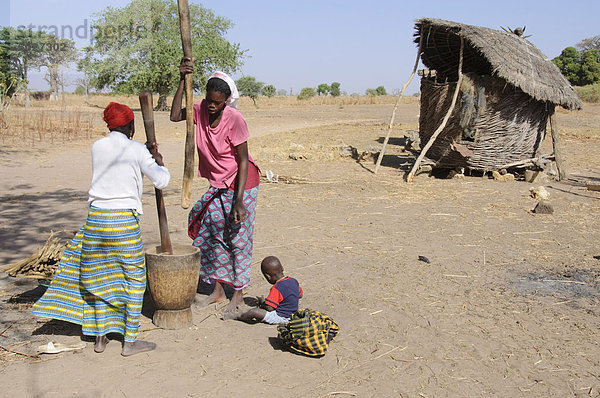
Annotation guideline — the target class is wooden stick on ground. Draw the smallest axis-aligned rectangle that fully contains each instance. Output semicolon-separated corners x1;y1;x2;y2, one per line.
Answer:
318;345;407;388
587;183;600;192
0;344;40;359
0;320;17;337
195;301;229;325
342;345;407;373
407;36;465;183
498;155;554;170
374;30;424;174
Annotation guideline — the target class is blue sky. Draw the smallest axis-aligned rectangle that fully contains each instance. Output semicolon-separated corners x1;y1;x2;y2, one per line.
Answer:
3;0;600;95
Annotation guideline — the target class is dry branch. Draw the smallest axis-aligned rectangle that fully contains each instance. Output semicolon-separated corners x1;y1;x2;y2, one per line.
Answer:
407;37;464;182
586;183;600;192
498;155;554;170
549;112;566;181
260;173;309;184
3;231;72;279
374;29;424;174
0;344;40;359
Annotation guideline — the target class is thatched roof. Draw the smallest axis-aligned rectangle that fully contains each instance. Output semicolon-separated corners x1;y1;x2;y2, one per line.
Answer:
415;18;582;110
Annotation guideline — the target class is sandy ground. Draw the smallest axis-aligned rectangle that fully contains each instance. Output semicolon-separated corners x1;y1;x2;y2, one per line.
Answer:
1;98;600;397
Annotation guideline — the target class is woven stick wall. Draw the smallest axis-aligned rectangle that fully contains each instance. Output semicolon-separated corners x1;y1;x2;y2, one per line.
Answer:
419;74;548;170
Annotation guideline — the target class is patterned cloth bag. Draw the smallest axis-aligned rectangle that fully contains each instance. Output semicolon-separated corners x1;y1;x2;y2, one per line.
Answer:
277;308;339;357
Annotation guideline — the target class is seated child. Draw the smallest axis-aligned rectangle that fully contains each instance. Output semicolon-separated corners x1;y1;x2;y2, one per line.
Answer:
224;256;302;324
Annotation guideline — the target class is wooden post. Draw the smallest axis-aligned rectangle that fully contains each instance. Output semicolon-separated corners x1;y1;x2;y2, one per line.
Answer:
548;108;567;181
406;37;465;183
139;91;173;255
374;31;424;174
177;0;195;209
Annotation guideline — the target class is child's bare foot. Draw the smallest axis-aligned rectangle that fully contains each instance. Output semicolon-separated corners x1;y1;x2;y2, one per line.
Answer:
94;335;109;353
121;340;156;357
223;290;244;313
222;311;241;321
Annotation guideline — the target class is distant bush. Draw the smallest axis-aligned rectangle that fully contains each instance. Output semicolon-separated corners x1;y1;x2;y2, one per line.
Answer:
317;83;330;96
575;83;600;103
74;85;86;95
366;86;387;96
297;87;316;100
330;82;341;97
237;76;264;106
262;84;276;98
31;91;50;100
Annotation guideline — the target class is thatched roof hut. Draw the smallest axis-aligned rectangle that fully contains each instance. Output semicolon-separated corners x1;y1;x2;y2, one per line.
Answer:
414;18;582;171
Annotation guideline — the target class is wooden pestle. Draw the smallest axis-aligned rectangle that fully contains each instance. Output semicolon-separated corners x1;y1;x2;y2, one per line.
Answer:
177;0;195;209
139;91;173;255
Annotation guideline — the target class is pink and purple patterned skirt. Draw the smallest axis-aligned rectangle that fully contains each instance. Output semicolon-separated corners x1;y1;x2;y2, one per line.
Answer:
188;186;258;290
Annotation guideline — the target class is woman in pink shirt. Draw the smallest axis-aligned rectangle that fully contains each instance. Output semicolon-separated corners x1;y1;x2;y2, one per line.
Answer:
171;58;260;312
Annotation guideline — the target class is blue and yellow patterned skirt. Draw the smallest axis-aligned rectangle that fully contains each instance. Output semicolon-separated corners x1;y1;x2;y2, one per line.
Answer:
32;207;146;342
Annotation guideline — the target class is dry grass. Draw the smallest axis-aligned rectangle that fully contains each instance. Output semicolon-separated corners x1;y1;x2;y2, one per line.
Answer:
0;93;416;145
10;92;415;110
242;95;417;107
0;107;96;144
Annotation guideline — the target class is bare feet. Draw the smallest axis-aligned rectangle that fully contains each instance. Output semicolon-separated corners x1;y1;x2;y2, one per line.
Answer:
222;311;241;321
193;292;226;308
223;289;244;313
94;335;109;353
121;340;156;357
193;283;227;308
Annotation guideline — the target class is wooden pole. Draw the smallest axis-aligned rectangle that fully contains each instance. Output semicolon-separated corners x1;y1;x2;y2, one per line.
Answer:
139;91;173;255
407;37;465;183
548;107;567;181
177;0;195;209
374;31;424;174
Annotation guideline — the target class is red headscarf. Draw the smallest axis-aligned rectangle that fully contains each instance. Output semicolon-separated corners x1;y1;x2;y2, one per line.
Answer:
103;102;134;130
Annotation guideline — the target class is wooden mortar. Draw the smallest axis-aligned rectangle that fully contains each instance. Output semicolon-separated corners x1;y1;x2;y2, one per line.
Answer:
146;244;200;329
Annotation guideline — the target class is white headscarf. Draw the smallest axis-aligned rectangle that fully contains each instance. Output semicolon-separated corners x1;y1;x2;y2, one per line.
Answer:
209;71;240;109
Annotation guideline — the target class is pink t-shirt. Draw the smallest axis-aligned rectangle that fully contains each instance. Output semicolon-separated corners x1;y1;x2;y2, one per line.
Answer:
193;100;251;188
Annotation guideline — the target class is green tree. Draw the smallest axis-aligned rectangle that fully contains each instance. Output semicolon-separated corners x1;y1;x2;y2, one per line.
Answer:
297;87;316;100
0;27;50;107
0;29;24;111
365;88;377;96
236;75;264;106
317;83;330;96
330;82;341;97
554;46;600;86
376;85;387;96
80;0;246;110
553;47;582;85
262;84;276;98
39;36;77;101
579;49;600;85
77;47;95;98
73;85;87;95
